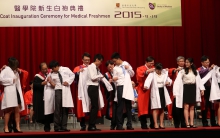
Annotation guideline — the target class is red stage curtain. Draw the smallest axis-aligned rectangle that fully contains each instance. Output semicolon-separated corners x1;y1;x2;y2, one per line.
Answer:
0;0;220;113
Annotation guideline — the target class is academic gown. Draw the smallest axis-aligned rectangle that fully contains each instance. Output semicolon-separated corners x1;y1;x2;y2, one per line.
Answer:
166;68;178;119
73;65;87;118
33;70;50;123
136;65;152;117
144;70;172;109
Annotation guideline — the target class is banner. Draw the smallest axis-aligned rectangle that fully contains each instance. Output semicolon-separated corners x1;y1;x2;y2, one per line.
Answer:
0;0;182;27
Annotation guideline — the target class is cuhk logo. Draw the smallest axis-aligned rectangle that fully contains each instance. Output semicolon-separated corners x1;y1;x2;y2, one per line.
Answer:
116;3;120;8
149;3;156;10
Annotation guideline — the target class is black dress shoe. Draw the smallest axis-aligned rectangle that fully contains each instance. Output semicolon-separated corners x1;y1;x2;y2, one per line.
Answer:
44;129;50;132
61;129;70;132
203;124;210;127
88;127;101;131
110;126;115;130
211;124;218;127
116;127;125;130
127;126;134;130
54;129;65;132
141;126;149;129
80;126;86;131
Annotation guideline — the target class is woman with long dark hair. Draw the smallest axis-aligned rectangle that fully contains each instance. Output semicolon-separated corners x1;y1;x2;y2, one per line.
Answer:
0;57;25;133
173;58;205;128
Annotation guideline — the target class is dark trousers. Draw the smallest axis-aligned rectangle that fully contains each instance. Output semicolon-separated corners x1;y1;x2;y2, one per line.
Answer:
172;98;186;127
111;101;117;128
44;114;54;131
54;90;69;130
202;86;216;125
116;86;132;128
80;117;86;127
139;114;154;128
88;85;99;127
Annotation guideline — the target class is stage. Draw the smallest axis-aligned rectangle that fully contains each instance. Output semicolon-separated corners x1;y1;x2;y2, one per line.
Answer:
0;126;220;138
0;117;220;138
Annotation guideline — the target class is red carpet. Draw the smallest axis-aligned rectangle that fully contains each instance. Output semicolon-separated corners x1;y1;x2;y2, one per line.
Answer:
0;127;220;138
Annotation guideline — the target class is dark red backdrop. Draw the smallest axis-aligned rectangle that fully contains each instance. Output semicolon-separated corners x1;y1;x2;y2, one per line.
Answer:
0;0;220;112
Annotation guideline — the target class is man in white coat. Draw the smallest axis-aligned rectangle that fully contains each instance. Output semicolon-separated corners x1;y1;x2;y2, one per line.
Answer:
111;52;135;130
48;60;75;132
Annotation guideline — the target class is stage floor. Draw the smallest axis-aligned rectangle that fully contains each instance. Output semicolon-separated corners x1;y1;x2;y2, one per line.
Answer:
0;117;220;138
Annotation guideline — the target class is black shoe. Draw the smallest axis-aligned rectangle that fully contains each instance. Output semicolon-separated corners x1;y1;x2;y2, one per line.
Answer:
54;129;65;132
159;125;165;129
80;126;86;131
44;129;50;132
203;124;210;127
110;126;115;130
116;126;125;130
13;128;23;133
3;129;12;133
141;126;149;129
190;125;197;128
61;129;70;132
88;127;101;131
211;124;218;127
127;126;134;130
181;125;186;128
150;125;155;129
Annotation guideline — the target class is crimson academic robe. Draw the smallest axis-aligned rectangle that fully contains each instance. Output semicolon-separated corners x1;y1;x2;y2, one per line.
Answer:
136;65;152;117
167;68;177;119
73;65;102;119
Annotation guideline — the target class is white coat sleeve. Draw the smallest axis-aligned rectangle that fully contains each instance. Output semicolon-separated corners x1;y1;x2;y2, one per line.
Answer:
144;72;153;89
166;76;172;86
65;68;75;85
0;70;14;86
173;71;183;96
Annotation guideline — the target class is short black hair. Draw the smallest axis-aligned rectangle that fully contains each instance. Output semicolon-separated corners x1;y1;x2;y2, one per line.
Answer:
105;60;114;67
8;57;19;69
39;62;47;70
201;55;209;62
49;60;59;69
82;52;91;59
155;63;163;70
29;81;33;85
94;54;104;62
111;52;121;59
146;56;154;62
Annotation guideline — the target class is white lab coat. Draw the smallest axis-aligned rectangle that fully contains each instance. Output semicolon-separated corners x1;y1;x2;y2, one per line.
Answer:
114;61;135;102
144;70;172;109
78;68;105;113
201;66;220;101
0;66;25;111
173;70;205;108
44;66;75;115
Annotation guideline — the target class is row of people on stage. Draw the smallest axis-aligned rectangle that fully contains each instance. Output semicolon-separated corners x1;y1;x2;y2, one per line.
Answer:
0;54;220;133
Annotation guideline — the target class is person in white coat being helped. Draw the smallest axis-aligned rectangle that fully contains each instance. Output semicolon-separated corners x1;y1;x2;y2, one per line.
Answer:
144;63;172;129
48;60;75;132
173;58;205;128
0;57;25;133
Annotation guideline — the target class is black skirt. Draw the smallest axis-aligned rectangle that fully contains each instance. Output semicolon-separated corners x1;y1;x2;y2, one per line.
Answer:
159;88;166;108
16;88;21;105
183;84;196;104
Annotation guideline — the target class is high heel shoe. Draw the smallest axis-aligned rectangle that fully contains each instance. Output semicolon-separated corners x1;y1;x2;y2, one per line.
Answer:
13;128;23;133
159;125;165;129
3;129;11;133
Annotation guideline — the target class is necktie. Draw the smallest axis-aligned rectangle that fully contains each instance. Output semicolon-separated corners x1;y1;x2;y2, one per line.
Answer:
58;71;63;84
121;66;125;76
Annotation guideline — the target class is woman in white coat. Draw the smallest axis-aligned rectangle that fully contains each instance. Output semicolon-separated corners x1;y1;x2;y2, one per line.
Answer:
0;58;25;133
214;66;220;126
173;58;205;128
144;63;172;129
